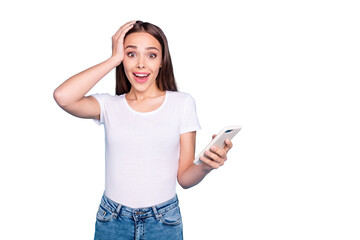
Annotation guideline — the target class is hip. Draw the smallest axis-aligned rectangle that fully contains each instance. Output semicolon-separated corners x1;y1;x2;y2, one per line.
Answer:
94;193;183;240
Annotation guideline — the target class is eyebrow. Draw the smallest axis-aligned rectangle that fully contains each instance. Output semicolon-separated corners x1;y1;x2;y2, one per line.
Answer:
125;45;160;52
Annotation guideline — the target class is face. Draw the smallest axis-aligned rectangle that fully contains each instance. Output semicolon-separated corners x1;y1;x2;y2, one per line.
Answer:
123;32;162;93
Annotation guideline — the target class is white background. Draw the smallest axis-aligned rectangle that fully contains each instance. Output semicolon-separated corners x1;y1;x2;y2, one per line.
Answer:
1;0;359;239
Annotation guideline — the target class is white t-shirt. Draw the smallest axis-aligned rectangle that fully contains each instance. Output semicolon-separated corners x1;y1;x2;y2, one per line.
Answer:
91;90;201;208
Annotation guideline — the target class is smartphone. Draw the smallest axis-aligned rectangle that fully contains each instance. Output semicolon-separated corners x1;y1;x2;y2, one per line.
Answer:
193;125;241;165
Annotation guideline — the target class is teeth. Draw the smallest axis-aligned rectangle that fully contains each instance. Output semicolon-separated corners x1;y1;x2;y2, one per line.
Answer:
134;73;149;77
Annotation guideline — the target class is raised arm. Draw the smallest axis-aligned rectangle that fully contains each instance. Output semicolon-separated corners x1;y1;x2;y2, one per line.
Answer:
53;21;136;119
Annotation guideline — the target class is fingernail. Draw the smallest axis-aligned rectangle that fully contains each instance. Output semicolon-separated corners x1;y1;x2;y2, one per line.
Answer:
211;146;216;151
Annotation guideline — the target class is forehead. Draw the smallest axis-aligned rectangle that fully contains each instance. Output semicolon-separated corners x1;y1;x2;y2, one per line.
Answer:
124;32;161;50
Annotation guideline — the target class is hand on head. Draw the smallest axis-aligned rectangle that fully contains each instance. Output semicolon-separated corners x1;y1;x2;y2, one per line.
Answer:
111;21;137;64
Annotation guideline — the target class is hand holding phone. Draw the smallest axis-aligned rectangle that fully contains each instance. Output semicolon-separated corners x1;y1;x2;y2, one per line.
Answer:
193;125;241;165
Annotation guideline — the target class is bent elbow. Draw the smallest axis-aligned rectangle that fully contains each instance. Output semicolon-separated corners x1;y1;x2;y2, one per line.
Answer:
53;88;76;107
177;177;193;189
53;88;65;106
179;182;191;190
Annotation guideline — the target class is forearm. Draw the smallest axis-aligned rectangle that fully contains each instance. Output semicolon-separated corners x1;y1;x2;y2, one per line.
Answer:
178;162;213;189
54;56;120;106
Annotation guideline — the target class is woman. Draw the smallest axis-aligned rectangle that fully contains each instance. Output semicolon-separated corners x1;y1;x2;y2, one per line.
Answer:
53;20;233;240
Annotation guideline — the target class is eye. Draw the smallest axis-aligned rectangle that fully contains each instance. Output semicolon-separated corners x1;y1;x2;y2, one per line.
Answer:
127;52;136;57
149;53;157;58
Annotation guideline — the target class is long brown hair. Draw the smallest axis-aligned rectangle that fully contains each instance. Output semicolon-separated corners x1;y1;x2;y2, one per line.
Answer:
115;21;178;95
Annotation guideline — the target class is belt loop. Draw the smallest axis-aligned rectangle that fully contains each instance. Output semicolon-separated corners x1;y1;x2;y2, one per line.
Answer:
112;203;122;219
152;206;162;221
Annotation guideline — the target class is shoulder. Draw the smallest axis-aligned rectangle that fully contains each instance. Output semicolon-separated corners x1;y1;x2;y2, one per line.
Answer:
167;91;196;103
90;93;123;103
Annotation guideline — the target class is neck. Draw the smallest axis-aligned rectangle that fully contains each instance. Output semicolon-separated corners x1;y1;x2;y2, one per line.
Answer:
126;87;165;101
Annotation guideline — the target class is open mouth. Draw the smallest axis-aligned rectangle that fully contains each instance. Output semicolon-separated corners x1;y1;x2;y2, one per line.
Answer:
133;72;150;83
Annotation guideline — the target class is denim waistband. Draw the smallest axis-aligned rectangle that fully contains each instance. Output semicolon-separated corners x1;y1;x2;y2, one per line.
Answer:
100;193;179;220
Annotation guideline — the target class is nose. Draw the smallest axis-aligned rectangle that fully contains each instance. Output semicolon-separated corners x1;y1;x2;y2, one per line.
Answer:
136;56;145;69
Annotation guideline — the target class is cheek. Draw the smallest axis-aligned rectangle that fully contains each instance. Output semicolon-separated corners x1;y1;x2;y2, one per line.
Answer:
150;67;161;79
122;66;132;81
122;60;133;78
150;59;162;73
122;58;131;71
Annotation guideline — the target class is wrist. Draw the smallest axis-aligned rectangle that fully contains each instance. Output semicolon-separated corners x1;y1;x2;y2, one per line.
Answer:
198;162;213;173
108;55;122;67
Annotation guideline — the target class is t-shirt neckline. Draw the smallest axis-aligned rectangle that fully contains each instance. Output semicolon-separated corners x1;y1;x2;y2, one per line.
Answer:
123;91;168;115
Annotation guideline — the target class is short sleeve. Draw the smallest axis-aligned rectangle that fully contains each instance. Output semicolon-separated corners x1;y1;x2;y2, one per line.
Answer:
180;94;201;134
90;93;110;125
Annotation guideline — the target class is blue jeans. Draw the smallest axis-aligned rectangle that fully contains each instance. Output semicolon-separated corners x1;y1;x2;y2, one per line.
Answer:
94;193;183;240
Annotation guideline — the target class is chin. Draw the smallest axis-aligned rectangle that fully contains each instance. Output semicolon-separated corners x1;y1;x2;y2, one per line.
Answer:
130;80;155;92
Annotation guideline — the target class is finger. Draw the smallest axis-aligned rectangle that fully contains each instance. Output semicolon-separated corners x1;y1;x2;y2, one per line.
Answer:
204;150;224;164
113;20;136;39
112;23;135;54
114;23;135;42
119;23;136;40
224;139;233;152
116;20;136;35
210;146;227;160
200;156;221;169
